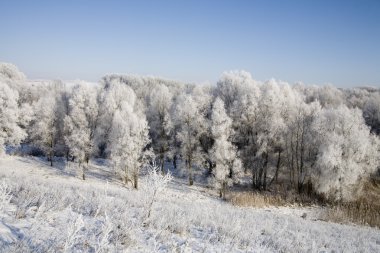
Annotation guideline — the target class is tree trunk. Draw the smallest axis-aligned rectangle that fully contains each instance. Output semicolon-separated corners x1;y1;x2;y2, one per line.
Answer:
173;154;177;169
257;167;262;189
269;150;281;187
298;124;306;193
49;149;53;167
263;152;268;190
257;152;268;190
229;166;233;179
189;172;193;185
187;161;193;186
81;164;85;180
207;160;213;176
49;142;53;167
275;150;281;183
49;135;54;167
263;170;267;190
252;168;256;190
160;157;165;174
220;181;227;200
122;166;130;186
289;132;295;187
133;173;138;189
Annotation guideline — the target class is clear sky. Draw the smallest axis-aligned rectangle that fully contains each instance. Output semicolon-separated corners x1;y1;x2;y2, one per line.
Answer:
1;0;379;87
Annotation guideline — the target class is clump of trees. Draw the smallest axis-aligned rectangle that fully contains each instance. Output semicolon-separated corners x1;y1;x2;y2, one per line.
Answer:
104;81;150;189
1;63;379;201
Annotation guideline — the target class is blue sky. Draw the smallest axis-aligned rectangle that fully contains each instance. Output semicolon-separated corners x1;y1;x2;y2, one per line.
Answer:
1;0;379;87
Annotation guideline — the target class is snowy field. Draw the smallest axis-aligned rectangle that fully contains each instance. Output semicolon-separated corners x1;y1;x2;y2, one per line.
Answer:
0;155;379;252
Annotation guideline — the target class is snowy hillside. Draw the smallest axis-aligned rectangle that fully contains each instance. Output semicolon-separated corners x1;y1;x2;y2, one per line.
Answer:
0;155;379;252
2;0;380;251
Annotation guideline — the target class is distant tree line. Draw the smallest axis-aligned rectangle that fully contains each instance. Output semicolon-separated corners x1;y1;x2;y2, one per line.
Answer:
1;63;379;201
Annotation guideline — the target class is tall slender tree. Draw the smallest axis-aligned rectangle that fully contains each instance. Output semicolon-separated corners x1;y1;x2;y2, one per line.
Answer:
210;98;242;198
175;94;205;185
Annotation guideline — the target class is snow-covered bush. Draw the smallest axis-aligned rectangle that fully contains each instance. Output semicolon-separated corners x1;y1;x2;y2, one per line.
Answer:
143;163;172;223
63;210;85;252
0;179;12;213
94;213;114;253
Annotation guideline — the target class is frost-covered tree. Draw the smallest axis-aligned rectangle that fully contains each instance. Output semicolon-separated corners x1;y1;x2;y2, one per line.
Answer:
147;84;173;172
251;80;287;190
302;85;345;109
54;81;71;158
191;85;214;174
0;81;26;154
0;62;26;81
363;92;380;135
210;98;241;198
30;95;58;165
58;87;72;159
97;79;136;157
313;105;380;200
343;88;370;109
29;82;66;166
216;70;257;114
230;81;261;174
64;83;99;179
175;94;205;185
107;83;150;189
283;99;321;192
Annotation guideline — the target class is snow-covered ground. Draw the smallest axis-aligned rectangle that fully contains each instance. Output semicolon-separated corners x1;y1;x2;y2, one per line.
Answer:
0;155;379;252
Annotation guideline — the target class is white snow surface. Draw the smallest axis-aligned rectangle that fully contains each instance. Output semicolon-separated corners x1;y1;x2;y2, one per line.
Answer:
0;155;379;252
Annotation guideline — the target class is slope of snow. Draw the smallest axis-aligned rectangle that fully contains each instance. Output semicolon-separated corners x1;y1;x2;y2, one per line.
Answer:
0;155;379;252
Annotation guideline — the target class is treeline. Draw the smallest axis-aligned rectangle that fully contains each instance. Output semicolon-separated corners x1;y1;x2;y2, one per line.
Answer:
1;63;379;201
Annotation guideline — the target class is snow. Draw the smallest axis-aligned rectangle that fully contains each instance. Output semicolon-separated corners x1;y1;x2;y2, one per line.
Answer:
0;155;379;252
